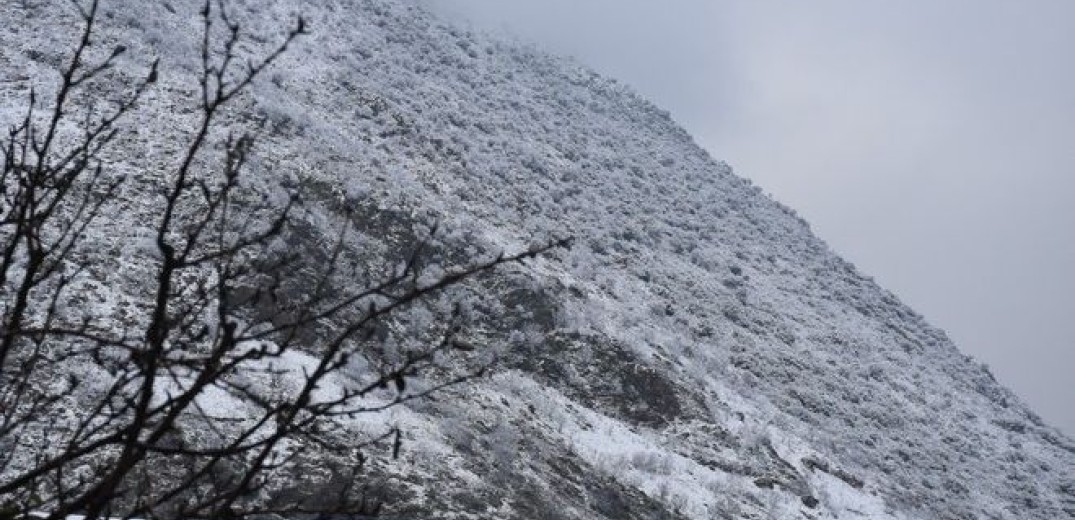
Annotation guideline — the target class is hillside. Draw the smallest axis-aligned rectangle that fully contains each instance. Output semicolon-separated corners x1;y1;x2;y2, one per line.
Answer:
1;0;1073;518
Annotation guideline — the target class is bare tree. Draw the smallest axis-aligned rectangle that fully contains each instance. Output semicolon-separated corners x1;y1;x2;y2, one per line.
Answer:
0;2;566;519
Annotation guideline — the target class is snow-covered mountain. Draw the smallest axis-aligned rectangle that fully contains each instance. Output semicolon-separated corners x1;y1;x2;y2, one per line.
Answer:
2;0;1072;518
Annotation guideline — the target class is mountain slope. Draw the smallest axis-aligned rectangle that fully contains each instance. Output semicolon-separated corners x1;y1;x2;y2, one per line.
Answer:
2;0;1072;518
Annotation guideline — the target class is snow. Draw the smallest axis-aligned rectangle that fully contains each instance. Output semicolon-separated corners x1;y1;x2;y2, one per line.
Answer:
1;0;1072;518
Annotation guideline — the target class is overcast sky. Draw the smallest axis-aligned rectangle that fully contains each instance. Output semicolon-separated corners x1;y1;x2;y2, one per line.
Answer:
425;0;1075;435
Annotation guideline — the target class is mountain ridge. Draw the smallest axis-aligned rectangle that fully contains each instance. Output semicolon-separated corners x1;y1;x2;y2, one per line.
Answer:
2;0;1072;518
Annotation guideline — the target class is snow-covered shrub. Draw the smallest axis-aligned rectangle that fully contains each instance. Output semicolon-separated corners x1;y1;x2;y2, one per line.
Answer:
630;451;674;476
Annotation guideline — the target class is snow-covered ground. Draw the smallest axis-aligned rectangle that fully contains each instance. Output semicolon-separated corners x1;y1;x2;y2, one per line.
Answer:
2;1;1073;518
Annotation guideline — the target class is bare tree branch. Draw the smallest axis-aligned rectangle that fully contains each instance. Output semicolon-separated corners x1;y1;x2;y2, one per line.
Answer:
0;2;568;519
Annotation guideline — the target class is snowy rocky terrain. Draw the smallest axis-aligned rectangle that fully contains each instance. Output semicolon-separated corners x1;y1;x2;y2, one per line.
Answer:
2;0;1073;518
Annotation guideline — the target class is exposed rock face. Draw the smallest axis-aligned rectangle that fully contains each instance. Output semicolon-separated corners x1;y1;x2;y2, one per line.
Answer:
2;1;1073;519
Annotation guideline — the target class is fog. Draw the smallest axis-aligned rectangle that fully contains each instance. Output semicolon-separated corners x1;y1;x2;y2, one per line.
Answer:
426;0;1075;435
